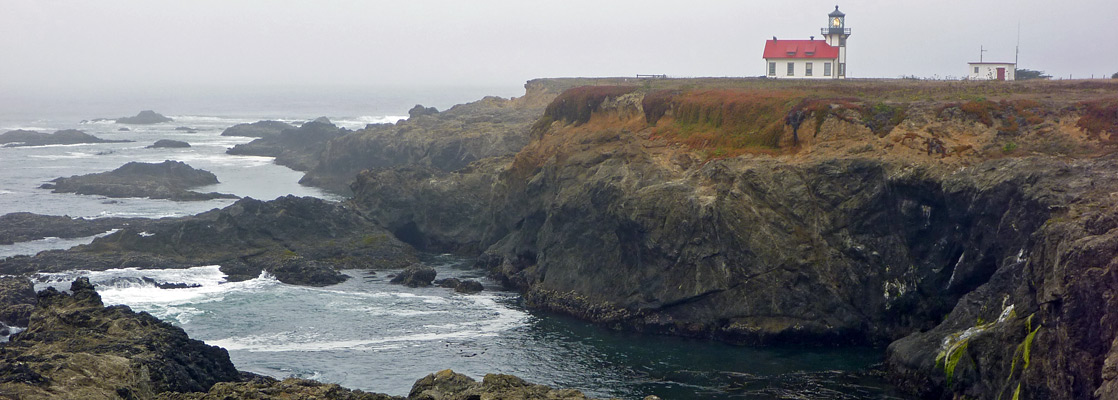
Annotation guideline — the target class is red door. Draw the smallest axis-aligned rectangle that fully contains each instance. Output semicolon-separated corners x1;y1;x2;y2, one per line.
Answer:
997;67;1006;80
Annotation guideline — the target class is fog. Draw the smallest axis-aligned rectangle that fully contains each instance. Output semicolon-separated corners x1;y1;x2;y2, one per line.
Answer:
2;0;1116;94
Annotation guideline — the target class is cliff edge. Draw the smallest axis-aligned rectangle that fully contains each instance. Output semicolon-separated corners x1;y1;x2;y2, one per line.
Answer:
349;78;1118;399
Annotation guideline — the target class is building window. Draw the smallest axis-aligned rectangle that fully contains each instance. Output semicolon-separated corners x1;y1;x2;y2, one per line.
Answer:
824;62;832;76
839;63;845;76
974;66;979;73
806;63;813;76
769;62;776;76
787;62;795;76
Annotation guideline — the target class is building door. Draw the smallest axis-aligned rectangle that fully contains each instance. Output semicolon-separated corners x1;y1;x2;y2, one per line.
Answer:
997;67;1006;81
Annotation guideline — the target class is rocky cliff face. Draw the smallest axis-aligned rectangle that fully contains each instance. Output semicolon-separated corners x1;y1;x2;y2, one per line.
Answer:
349;79;1118;398
226;119;349;172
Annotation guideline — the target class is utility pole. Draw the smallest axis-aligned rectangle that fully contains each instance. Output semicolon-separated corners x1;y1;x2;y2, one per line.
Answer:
980;45;987;62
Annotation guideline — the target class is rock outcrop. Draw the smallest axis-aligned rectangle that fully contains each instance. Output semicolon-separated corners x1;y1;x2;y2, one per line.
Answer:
157;376;402;400
409;369;598;400
220;120;295;138
0;196;418;285
0;279;601;399
408;104;439;118
299;79;571;193
390;265;437;287
40;160;239;201
0;212;154;245
0;278;241;398
0;129;132;147
434;278;484;294
347;79;1118;399
147;139;191;148
0;276;35;329
116;110;173;124
226;118;348;172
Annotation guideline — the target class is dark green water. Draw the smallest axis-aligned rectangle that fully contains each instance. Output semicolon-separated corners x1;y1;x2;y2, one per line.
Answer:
37;256;902;399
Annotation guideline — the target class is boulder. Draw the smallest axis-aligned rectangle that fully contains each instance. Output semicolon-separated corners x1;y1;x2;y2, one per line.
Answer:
390;265;437;287
434;278;461;289
220;120;295;138
116;110;173;124
433;278;483;294
41;160;239;201
454;280;484;294
148;139;191;148
0;129;132;147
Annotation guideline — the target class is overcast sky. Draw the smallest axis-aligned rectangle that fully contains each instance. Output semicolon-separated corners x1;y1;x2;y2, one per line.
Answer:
2;0;1116;93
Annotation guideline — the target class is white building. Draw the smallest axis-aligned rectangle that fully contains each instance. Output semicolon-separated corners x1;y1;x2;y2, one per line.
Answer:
763;6;850;79
968;62;1016;81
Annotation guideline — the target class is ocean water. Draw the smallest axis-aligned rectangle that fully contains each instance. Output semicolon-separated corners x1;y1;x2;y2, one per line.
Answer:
1;86;900;399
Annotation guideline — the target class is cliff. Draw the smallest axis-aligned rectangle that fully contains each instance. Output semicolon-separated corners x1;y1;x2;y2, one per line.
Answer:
348;78;1118;399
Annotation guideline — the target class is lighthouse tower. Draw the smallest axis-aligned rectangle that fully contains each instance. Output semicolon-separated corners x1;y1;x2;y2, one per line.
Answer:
821;5;850;78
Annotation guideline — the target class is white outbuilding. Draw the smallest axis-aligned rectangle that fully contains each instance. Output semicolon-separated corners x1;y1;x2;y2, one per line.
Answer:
968;62;1016;81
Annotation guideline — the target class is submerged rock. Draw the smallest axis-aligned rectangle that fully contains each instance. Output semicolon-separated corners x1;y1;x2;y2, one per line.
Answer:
0;129;132;147
115;110;173;124
41;160;238;201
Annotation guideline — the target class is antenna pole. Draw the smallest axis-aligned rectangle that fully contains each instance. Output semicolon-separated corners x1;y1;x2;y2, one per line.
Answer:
1015;21;1020;67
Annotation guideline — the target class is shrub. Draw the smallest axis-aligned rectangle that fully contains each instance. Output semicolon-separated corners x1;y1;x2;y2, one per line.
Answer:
641;89;680;125
1076;98;1118;140
960;99;997;126
542;86;638;126
648;89;803;157
862;102;907;136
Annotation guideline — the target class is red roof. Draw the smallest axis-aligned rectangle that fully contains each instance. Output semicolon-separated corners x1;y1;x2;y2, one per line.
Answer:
763;40;839;59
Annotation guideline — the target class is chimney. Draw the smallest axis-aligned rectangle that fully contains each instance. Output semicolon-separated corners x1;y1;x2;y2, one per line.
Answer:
773;36;777;40
810;36;815;41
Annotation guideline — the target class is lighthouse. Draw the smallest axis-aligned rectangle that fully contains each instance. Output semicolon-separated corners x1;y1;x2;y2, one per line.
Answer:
821;5;850;78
